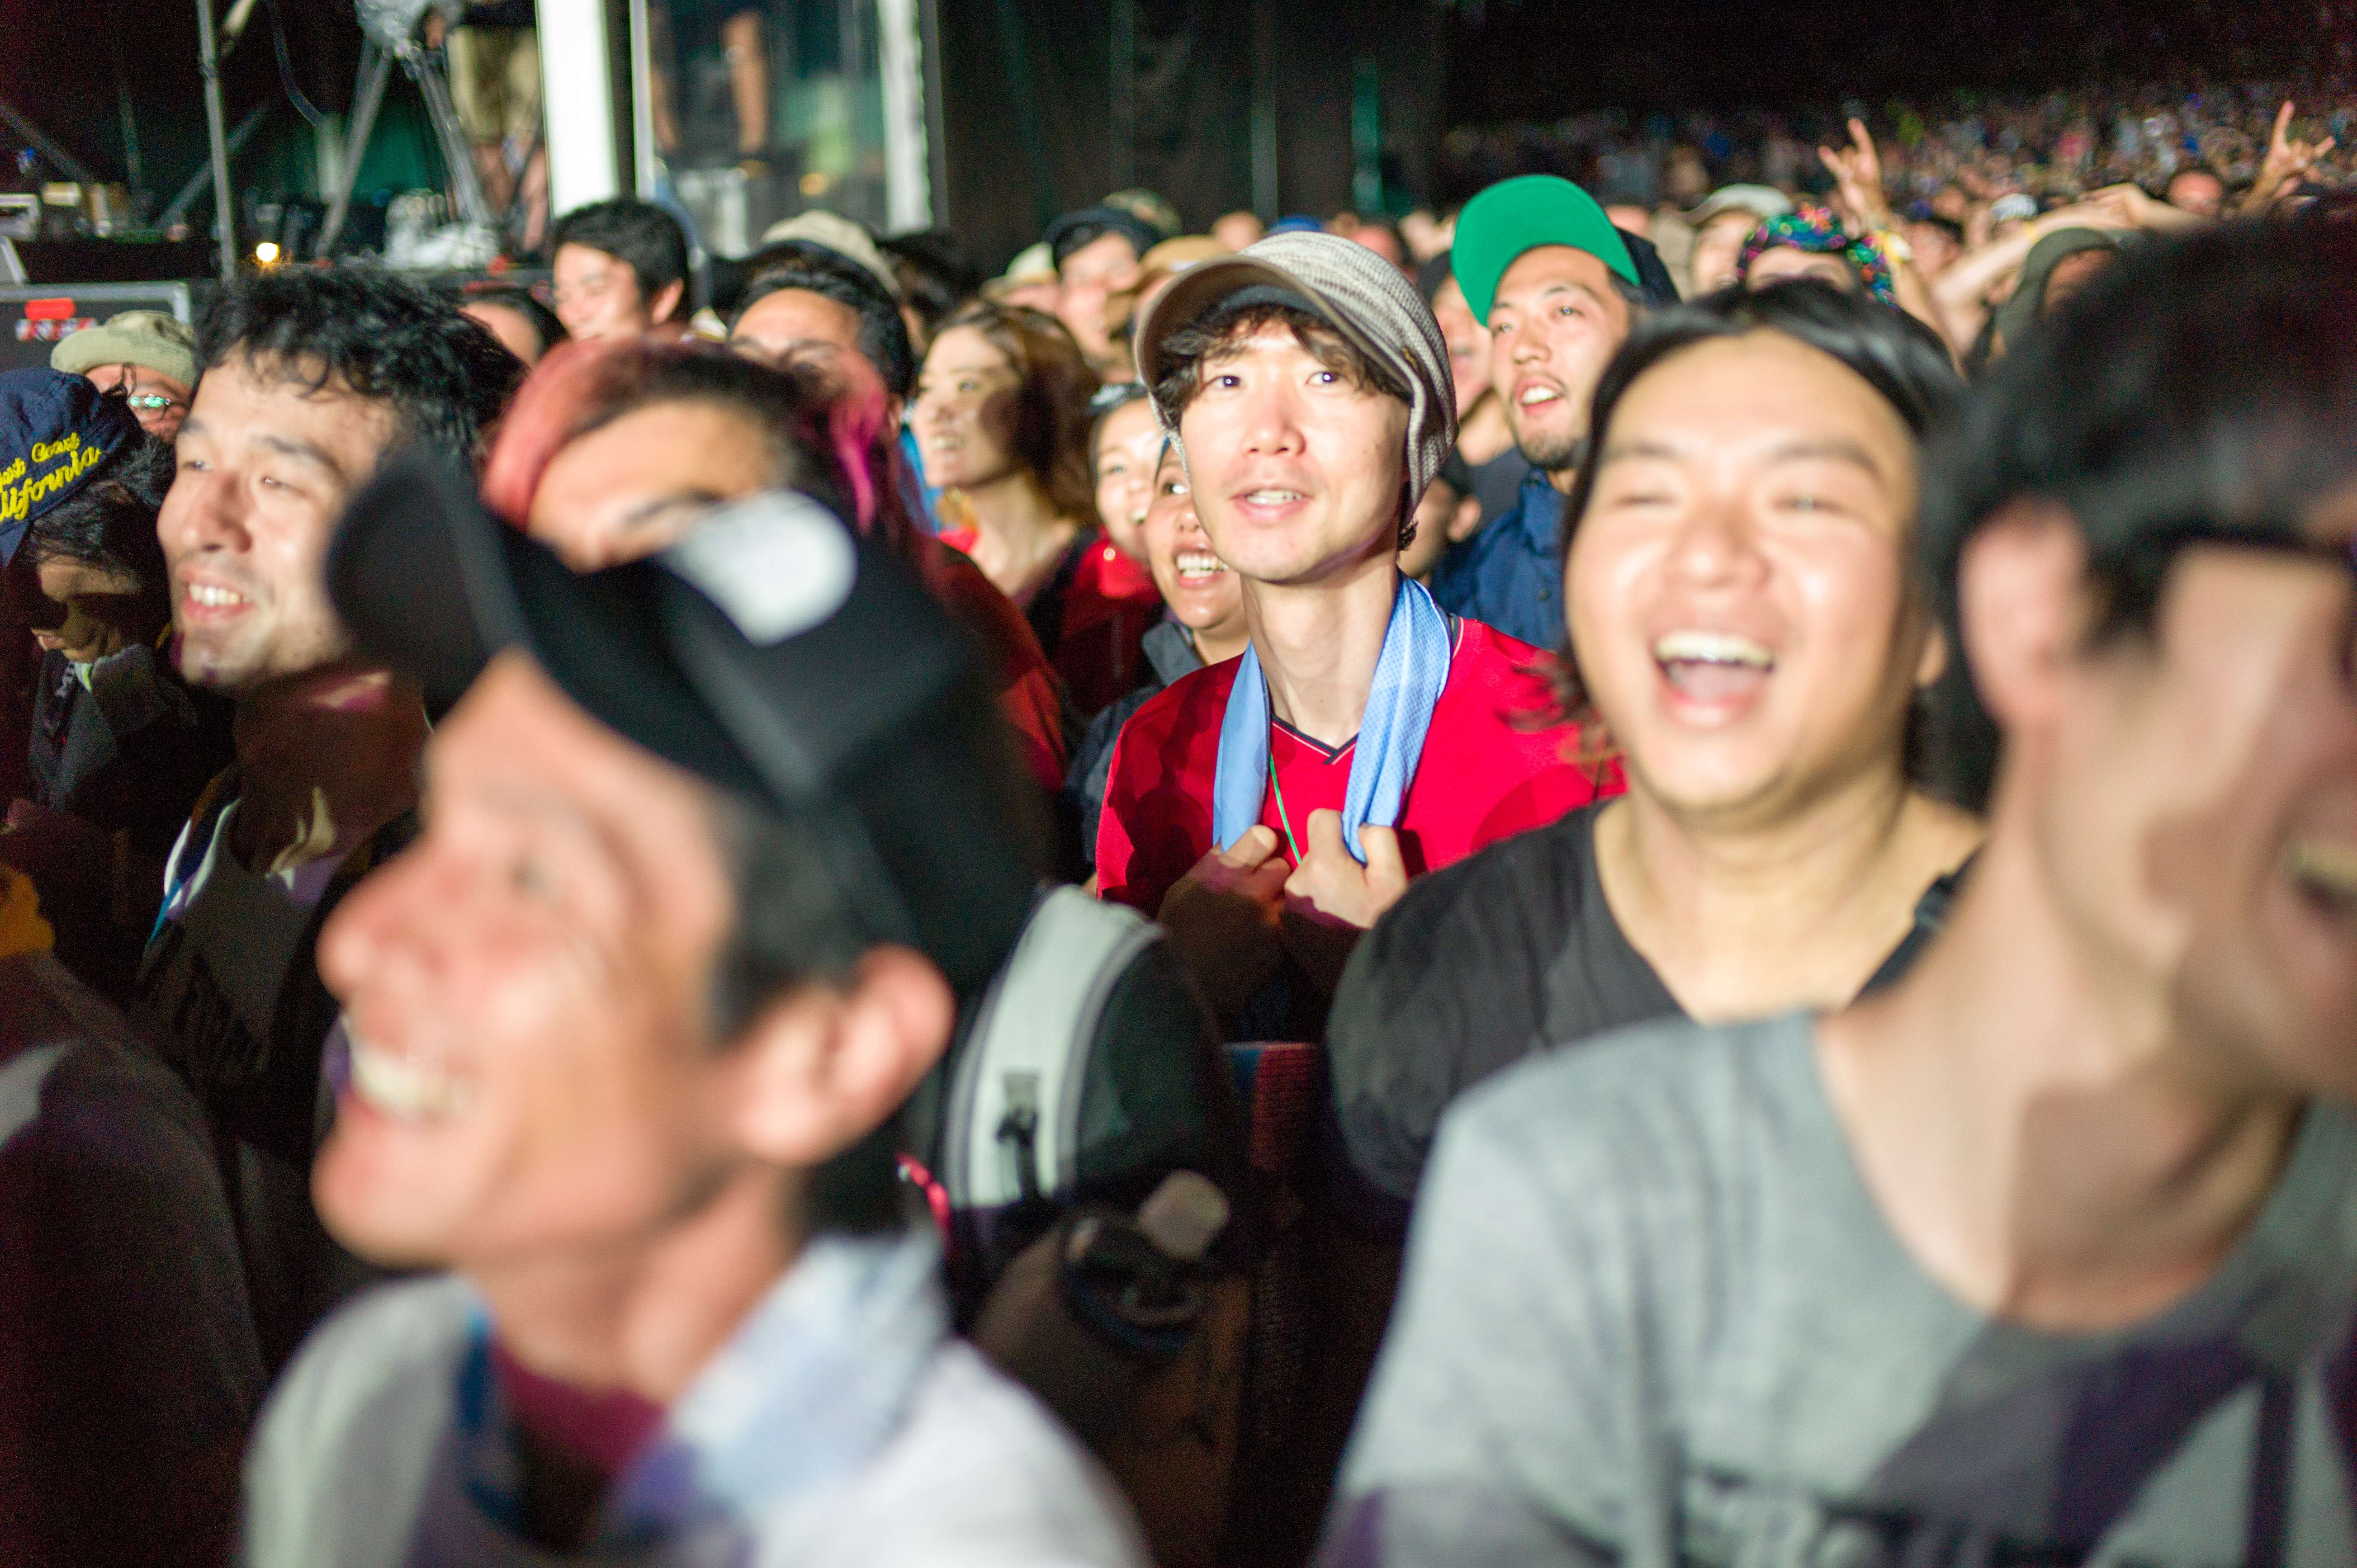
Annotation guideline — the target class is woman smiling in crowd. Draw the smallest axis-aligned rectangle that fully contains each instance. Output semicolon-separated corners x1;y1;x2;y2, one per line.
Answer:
914;302;1160;713
1067;440;1251;872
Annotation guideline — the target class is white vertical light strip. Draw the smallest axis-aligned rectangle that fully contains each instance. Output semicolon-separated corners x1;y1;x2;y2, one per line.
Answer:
876;0;932;231
538;0;621;215
628;0;658;198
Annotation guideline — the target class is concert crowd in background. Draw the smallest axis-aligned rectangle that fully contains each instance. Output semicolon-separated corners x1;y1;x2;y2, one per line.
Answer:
1;55;2355;1568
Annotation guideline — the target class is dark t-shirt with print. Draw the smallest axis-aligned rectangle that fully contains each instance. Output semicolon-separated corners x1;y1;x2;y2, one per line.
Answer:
1328;802;1958;1216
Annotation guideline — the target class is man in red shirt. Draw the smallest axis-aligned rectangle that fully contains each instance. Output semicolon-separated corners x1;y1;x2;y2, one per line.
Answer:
1096;232;1614;1030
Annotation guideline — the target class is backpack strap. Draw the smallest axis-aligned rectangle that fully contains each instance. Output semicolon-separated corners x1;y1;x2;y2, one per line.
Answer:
946;886;1161;1209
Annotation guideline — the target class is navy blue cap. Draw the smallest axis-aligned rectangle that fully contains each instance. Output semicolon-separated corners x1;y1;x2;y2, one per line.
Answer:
0;369;141;566
328;453;1047;995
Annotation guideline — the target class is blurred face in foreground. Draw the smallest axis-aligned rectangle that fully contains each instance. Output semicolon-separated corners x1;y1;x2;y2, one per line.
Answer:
312;652;953;1270
1175;320;1409;588
526;400;778;571
1486;245;1633;474
314;654;745;1266
1964;496;2357;1097
1567;330;1934;826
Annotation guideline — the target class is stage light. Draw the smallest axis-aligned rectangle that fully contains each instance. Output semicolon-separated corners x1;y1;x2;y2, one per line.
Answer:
254;240;281;264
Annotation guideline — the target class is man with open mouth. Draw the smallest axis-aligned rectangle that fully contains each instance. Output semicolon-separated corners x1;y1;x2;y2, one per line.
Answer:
1093;232;1619;1039
132;269;524;1373
1428;175;1678;652
1335;219;2357;1568
243;465;1145;1567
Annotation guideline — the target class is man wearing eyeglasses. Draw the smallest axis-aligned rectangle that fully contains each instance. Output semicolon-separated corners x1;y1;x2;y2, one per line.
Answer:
52;310;198;441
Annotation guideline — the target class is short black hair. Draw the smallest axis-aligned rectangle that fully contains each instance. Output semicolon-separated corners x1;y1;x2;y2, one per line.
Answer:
1554;279;1964;746
198;269;525;465
1152;300;1410;425
458;283;566;359
1921;220;2357;810
19;418;174;590
876;230;980;338
736;244;919;399
550;198;691;309
705;787;904;1236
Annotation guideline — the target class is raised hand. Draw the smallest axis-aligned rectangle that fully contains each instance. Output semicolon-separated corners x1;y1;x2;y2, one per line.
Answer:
2249;101;2337;211
1818;117;1894;232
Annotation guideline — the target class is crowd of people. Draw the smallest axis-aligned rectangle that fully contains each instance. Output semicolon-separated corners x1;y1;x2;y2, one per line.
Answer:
0;74;2355;1568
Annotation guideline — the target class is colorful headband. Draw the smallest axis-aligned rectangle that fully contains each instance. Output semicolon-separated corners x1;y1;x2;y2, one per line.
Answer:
1737;204;1897;305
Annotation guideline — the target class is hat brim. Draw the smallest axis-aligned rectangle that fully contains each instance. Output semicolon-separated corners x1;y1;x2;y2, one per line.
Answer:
1451;177;1642;325
328;453;771;796
1133;255;1404;423
1044;207;1161;269
49;325;198;387
327;455;1044;994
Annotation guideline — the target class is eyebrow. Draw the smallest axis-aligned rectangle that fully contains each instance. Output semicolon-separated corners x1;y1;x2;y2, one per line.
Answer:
1597;435;1892;481
255;431;346;477
1497;281;1608;314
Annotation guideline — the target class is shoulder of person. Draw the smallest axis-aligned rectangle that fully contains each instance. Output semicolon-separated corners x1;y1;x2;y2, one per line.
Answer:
790;1339;1148;1568
1439;1011;1812;1208
1337;806;1596;1022
1103;657;1239;778
1449;618;1564;691
245;1275;475;1568
252;1274;474;1465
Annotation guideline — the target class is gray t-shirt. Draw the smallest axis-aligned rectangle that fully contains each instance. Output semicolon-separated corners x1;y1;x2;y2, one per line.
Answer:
1334;1013;2357;1567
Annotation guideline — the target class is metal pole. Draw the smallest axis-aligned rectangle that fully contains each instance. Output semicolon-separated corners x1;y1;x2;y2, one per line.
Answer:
158;102;270;231
1249;0;1278;221
0;97;100;187
1109;0;1135;192
313;45;390;257
195;0;239;283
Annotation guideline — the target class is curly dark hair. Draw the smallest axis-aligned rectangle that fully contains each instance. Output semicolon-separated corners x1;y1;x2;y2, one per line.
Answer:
928;301;1102;522
198;268;526;465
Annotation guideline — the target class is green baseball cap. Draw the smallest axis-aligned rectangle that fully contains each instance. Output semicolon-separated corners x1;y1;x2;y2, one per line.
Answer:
1451;175;1639;325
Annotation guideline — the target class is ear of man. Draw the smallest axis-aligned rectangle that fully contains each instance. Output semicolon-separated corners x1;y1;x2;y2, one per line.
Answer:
721;945;955;1168
652;279;688;326
1957;500;2090;743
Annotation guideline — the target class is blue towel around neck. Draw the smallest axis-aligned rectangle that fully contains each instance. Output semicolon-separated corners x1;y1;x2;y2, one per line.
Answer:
1212;575;1453;865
